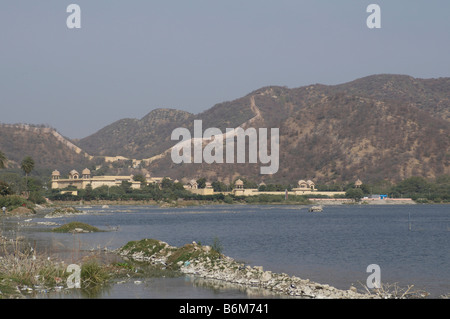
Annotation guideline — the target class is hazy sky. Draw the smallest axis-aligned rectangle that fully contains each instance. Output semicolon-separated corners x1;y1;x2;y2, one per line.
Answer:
1;1;449;139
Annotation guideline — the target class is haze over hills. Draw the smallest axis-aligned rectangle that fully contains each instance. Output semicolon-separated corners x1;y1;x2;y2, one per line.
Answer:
1;74;449;184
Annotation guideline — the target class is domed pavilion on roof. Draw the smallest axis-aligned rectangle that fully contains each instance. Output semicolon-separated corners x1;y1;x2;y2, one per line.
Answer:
51;169;166;191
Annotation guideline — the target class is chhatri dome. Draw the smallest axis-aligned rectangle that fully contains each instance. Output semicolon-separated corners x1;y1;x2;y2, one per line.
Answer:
52;170;60;180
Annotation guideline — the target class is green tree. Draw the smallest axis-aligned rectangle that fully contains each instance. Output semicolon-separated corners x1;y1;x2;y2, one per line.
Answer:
345;188;364;202
0;151;7;169
84;183;94;200
94;185;110;199
212;181;229;192
120;181;133;194
391;176;430;197
172;181;185;191
21;156;35;193
196;177;206;189
28;191;46;204
258;184;267;191
359;184;371;195
0;181;12;196
133;174;147;188
160;178;173;189
0;172;23;194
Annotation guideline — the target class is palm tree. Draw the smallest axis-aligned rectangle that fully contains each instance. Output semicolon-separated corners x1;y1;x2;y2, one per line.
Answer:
0;150;7;169
21;156;35;194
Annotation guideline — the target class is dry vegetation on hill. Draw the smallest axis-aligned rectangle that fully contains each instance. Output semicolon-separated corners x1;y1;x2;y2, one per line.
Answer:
1;74;449;184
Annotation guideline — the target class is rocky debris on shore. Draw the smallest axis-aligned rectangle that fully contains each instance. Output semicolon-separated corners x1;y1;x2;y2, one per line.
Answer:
117;238;175;266
116;239;375;299
179;254;372;299
44;206;85;218
18;219;60;228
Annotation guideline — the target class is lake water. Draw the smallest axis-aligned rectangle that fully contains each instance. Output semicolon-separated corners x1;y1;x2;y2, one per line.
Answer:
2;204;449;298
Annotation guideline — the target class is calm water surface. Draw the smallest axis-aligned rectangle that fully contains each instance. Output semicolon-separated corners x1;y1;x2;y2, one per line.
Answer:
2;204;449;298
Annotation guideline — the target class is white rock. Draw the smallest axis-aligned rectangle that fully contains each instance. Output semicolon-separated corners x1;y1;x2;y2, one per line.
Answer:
260;271;272;282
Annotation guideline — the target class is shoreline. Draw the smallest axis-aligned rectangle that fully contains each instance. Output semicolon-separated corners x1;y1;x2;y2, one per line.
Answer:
116;239;434;299
43;198;419;209
3;196;441;218
116;239;375;299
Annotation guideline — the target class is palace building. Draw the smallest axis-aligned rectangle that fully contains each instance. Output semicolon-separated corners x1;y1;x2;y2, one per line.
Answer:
51;169;164;190
51;169;346;198
231;178;345;197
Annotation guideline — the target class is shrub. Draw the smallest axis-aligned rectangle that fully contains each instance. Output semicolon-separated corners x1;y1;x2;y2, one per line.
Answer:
28;191;46;204
0;181;12;196
0;195;32;210
81;260;110;289
211;237;223;255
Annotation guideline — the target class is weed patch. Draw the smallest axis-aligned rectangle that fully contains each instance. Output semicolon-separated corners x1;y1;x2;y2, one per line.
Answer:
52;222;102;233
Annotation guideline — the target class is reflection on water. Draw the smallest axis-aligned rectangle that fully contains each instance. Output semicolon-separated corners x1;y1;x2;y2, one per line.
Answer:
187;276;291;299
32;276;284;299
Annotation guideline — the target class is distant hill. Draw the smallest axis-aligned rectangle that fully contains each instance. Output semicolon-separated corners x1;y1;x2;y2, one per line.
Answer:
0;124;93;173
77;108;194;158
1;74;449;184
141;75;449;184
327;74;450;121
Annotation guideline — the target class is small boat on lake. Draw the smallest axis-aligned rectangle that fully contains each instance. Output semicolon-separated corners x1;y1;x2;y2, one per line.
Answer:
309;205;323;212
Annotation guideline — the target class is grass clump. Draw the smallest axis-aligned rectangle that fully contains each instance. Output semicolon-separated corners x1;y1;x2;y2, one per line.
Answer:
111;261;180;278
119;238;168;257
0;253;112;298
80;260;110;289
118;238;224;272
166;244;203;267
52;221;101;233
166;242;223;270
0;246;67;298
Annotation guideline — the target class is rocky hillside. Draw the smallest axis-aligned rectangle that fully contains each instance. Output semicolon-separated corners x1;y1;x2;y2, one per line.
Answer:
131;74;450;184
77;108;194;158
0;124;93;172
76;101;256;159
1;74;449;184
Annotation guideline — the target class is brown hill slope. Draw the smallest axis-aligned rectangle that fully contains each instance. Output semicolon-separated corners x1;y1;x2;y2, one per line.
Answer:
138;75;450;184
1;74;448;184
0;124;93;172
77;100;256;159
77;108;194;158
